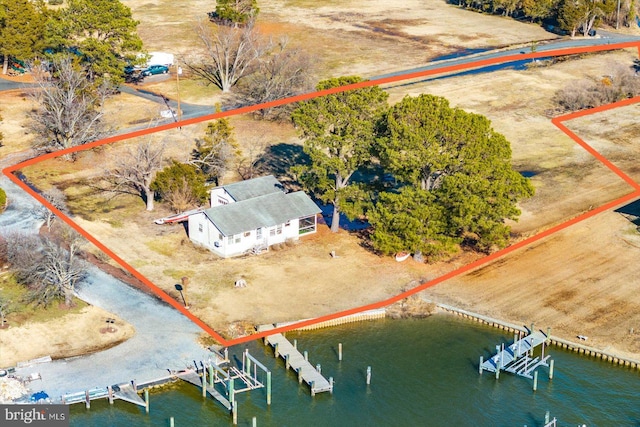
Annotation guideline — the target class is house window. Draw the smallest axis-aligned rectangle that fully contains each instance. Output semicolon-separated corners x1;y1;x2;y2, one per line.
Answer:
228;234;241;245
276;224;283;235
198;224;203;232
219;233;223;240
218;198;228;205
244;231;251;237
285;220;291;227
270;227;276;237
256;228;263;239
299;215;317;234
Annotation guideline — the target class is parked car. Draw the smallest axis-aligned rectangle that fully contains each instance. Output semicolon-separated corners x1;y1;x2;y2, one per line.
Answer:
142;65;169;76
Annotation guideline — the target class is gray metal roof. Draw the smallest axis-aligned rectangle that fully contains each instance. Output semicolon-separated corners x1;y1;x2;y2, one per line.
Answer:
220;175;283;202
204;191;321;236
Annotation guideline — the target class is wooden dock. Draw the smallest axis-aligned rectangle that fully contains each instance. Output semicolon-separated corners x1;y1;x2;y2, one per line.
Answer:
112;383;146;407
176;369;231;411
480;329;551;379
258;324;333;395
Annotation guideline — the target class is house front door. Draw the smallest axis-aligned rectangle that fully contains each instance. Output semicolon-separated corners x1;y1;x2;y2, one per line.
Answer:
256;227;263;241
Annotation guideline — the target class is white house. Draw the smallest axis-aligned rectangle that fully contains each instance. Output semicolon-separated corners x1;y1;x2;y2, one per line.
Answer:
188;176;321;258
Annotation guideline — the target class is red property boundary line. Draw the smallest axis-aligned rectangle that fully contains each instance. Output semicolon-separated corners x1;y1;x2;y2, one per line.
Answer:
3;42;640;346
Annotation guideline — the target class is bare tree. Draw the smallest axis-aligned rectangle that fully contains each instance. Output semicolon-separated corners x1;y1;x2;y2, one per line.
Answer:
237;135;268;180
234;37;316;120
104;141;165;211
36;188;67;231
186;19;267;92
2;226;87;307
29;56;111;160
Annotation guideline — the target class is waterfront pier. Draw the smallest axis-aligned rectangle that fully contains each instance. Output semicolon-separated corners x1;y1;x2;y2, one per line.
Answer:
480;328;551;379
258;324;333;395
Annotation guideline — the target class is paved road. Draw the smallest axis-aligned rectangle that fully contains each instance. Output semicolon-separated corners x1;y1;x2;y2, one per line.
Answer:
370;31;640;81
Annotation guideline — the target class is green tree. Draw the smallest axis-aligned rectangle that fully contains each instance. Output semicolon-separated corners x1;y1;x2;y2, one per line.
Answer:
213;0;259;25
151;161;209;212
521;0;556;22
47;0;143;85
368;187;457;258
374;94;534;255
559;0;615;36
0;0;47;75
291;76;388;232
0;187;6;210
192;109;240;185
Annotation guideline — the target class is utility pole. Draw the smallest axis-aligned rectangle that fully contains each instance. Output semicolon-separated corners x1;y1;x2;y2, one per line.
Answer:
176;61;183;128
617;0;621;30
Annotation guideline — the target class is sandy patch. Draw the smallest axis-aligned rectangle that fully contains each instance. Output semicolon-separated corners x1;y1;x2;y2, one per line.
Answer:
0;305;134;368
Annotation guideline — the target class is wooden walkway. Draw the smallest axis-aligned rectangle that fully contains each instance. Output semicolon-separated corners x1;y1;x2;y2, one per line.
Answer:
480;330;551;379
113;383;146;407
258;324;333;395
176;369;231;411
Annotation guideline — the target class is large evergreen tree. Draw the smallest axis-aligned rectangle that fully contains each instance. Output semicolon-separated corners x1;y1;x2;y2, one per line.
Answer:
0;0;46;75
213;0;259;26
47;0;143;85
291;76;388;232
192;110;240;185
371;94;534;257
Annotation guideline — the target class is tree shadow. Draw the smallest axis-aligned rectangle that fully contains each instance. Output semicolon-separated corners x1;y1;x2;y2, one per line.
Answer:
615;198;640;226
254;142;309;186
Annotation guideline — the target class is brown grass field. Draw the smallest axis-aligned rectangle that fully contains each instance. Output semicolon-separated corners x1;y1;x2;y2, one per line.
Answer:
3;0;640;364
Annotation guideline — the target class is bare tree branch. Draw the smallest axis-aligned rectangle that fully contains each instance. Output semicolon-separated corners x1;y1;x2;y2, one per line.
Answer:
104;141;165;211
28;56;111;160
233;37;316;120
35;188;68;231
185;19;268;92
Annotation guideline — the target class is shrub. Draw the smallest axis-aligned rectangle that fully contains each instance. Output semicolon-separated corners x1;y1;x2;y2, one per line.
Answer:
0;188;6;210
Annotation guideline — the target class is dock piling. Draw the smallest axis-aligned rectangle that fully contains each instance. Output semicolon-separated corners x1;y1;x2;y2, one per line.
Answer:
533;370;538;391
85;390;90;409
202;367;207;397
316;363;321;374
329;377;334;394
366;366;372;385
145;389;149;414
479;357;483;374
252;416;257;427
338;343;343;361
170;416;175;427
549;359;554;380
229;378;235;406
108;385;114;405
232;402;237;425
293;339;297;349
304;350;308;361
208;365;214;387
266;372;272;405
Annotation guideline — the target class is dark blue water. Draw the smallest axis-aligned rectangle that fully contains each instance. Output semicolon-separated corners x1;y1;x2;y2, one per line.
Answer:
69;316;640;426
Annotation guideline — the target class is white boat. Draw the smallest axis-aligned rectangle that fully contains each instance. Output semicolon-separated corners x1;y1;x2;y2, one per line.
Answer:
154;208;203;225
395;252;411;262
